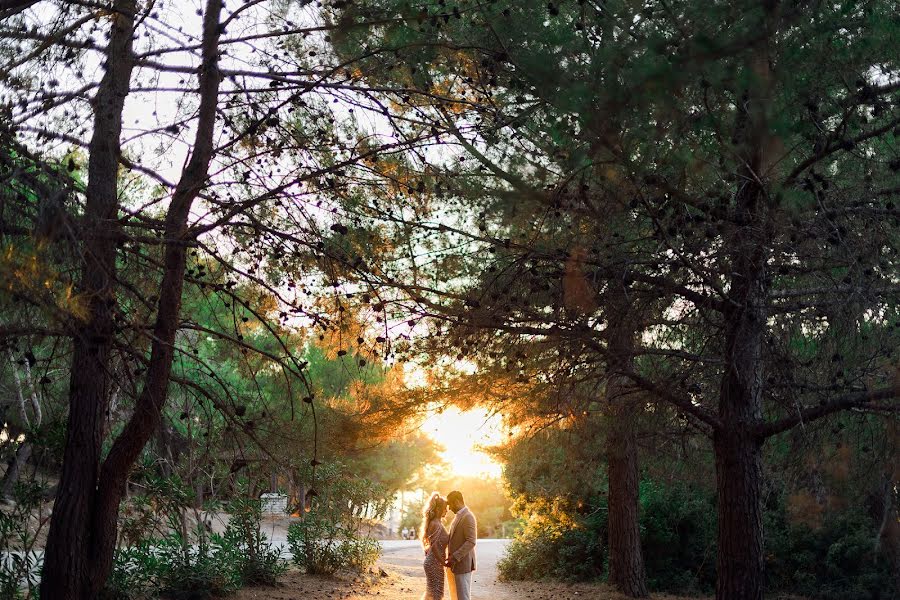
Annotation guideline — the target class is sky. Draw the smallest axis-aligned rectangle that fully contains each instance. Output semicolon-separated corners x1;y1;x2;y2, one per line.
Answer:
420;405;505;479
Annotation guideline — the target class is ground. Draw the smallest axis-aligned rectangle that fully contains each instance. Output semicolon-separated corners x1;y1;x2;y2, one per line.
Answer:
233;540;703;600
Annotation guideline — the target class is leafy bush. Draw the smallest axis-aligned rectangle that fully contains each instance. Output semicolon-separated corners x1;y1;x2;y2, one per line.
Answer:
500;479;897;599
287;510;380;574
765;508;897;600
640;480;717;594
106;495;285;599
0;481;46;600
104;541;164;599
498;496;605;582
222;496;286;585
158;532;244;599
287;463;383;575
343;535;382;571
106;527;243;600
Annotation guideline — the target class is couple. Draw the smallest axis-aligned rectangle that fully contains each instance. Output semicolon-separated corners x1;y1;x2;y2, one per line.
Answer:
420;490;477;600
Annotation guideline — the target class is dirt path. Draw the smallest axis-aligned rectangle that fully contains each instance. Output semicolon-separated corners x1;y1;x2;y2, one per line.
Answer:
234;539;699;600
379;539;514;599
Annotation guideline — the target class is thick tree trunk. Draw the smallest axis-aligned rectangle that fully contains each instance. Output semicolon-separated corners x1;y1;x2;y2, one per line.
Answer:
712;21;775;598
714;206;768;600
604;282;649;598
40;2;136;598
606;400;648;597
714;429;764;600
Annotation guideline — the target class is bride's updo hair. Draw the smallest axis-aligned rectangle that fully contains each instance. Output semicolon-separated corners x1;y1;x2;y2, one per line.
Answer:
419;492;447;544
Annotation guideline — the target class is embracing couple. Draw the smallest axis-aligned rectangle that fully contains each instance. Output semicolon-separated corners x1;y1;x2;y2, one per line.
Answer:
420;490;477;600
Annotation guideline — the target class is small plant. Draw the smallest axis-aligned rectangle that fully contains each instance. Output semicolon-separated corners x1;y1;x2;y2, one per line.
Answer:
0;481;47;600
222;495;286;585
158;529;244;599
104;541;164;600
287;463;383;575
287;510;347;575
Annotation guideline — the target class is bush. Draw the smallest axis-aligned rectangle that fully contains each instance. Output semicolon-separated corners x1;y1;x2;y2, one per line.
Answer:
106;527;243;600
106;495;286;599
0;481;46;600
104;541;164;599
222;496;287;586
765;508;897;600
640;480;717;594
158;531;244;599
287;511;380;575
500;479;897;600
287;463;384;575
497;496;604;582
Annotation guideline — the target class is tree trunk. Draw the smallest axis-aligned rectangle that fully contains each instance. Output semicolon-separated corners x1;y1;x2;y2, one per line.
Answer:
85;1;223;594
714;429;764;600
712;24;774;599
0;441;32;499
41;0;223;596
714;202;768;600
604;281;649;597
606;400;648;597
40;2;136;598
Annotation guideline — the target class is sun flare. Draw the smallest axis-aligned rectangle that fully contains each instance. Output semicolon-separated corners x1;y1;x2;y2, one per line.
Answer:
421;406;505;478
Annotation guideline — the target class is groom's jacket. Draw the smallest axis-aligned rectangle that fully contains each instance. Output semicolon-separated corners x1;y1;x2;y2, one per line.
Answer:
448;506;477;574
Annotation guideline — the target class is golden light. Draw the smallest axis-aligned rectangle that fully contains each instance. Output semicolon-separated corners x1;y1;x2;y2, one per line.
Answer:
421;406;505;478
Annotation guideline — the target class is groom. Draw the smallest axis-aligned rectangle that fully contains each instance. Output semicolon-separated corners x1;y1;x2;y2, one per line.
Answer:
445;490;477;600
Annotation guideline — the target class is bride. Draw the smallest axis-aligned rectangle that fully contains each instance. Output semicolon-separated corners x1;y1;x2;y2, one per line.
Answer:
420;492;449;600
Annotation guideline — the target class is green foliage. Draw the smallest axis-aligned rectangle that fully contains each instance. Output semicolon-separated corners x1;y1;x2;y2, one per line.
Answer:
765;507;898;600
287;463;383;574
0;482;44;600
106;528;243;600
221;495;287;586
106;496;285;599
287;512;380;575
500;478;897;598
497;497;604;582
640;481;717;594
157;531;245;600
104;541;164;600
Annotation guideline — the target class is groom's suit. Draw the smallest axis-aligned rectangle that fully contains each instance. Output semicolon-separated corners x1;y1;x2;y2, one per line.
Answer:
447;506;477;600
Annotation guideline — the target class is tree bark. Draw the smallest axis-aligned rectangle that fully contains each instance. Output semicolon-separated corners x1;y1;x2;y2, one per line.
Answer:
40;2;136;597
0;441;32;499
604;282;649;598
606;400;648;597
714;428;764;600
714;68;771;600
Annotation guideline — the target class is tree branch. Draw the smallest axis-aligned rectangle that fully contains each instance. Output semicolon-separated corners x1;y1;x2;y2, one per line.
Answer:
756;386;899;439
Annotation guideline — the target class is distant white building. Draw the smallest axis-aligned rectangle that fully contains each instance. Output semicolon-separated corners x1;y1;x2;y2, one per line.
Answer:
379;489;427;538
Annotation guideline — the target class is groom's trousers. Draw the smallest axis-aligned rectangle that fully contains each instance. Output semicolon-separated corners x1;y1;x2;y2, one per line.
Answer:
449;571;472;600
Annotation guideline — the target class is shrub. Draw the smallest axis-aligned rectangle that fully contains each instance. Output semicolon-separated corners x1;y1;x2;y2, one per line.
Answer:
640;480;717;594
287;510;380;574
222;496;286;585
497;496;604;582
0;481;46;600
287;463;384;575
765;508;897;600
106;527;244;600
104;541;164;600
500;479;896;600
107;496;287;599
157;532;243;599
